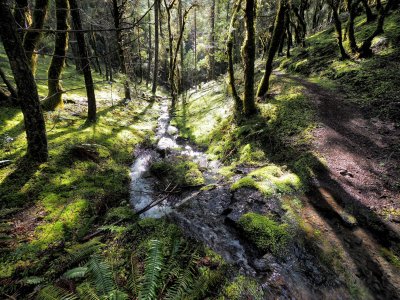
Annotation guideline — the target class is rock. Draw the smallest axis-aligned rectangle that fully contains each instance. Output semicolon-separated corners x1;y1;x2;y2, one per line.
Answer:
0;160;12;168
167;125;178;135
253;258;271;272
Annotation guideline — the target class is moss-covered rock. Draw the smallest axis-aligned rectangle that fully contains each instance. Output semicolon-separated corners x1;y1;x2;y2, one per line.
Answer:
238;212;290;255
150;156;205;188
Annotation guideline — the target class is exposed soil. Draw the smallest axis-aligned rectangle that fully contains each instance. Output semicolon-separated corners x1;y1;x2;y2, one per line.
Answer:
276;71;400;299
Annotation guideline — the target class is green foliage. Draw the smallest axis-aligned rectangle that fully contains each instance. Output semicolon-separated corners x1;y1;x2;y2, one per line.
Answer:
139;240;164;300
150;157;205;187
223;275;264;300
36;285;77;300
238;213;290;255
380;248;400;268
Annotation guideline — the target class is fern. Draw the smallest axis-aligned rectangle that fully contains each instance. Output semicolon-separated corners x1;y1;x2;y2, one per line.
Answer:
106;290;129;300
88;255;116;296
0;207;19;218
36;285;77;300
77;282;101;300
138;239;164;300
63;267;88;279
23;276;46;285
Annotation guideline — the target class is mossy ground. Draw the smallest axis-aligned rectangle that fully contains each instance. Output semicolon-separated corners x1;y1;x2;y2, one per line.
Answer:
0;50;231;297
280;11;400;123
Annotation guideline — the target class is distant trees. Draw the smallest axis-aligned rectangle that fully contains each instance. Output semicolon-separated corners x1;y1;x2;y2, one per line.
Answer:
0;0;48;162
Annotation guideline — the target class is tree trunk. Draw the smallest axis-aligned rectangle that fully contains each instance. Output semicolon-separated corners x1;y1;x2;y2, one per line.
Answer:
69;0;97;123
208;0;216;80
328;0;350;59
257;0;286;98
152;0;160;95
14;0;31;40
112;0;126;73
194;6;198;88
147;0;153;86
242;0;257;116
227;0;243;117
178;0;184;92
346;0;359;54
358;0;394;57
0;66;18;102
0;0;48;162
43;0;69;111
285;10;292;57
23;0;49;75
361;0;376;22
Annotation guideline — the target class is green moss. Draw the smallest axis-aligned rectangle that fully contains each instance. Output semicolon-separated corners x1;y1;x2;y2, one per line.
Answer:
150;157;205;187
380;248;400;268
238;212;290;255
231;165;302;196
224;275;264;300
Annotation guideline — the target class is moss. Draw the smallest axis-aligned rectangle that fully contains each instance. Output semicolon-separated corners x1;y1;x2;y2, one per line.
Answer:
224;275;264;300
238;212;290;255
380;248;400;269
231;165;302;196
150;157;205;187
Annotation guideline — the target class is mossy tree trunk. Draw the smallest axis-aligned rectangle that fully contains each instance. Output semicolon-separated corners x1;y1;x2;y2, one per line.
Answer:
23;0;49;75
242;0;257;116
152;0;160;95
147;0;152;86
69;0;97;123
112;0;126;74
0;66;18;102
328;0;350;59
257;0;287;99
208;0;216;80
227;0;243;117
285;10;292;58
361;0;376;22
358;0;394;57
346;0;359;54
43;0;69;111
0;0;48;162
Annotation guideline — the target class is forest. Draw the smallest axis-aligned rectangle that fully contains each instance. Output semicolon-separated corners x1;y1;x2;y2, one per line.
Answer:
0;0;399;298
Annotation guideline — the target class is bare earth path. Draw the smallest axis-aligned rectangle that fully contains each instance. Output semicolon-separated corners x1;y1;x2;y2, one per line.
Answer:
276;71;400;299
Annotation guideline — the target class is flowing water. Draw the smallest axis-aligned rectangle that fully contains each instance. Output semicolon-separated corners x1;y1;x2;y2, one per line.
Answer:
130;98;350;298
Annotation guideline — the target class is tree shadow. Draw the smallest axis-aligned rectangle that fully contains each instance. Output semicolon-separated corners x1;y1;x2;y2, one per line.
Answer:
0;156;41;209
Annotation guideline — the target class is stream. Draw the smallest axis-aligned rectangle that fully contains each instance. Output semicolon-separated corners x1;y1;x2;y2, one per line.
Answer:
130;97;349;299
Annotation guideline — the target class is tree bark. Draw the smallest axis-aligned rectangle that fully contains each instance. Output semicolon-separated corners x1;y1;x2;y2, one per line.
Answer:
14;0;31;40
257;0;287;98
152;0;160;95
23;0;49;75
208;0;216;80
328;0;350;59
147;0;153;86
43;0;69;111
346;0;360;54
69;0;97;123
361;0;376;22
242;0;257;116
0;0;48;162
358;0;394;57
227;0;243;117
0;66;18;101
112;0;126;73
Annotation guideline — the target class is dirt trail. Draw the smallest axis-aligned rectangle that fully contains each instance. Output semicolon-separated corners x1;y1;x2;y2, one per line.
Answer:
276;71;400;298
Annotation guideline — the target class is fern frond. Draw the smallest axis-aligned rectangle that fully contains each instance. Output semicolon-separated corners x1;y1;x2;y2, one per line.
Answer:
23;276;46;285
138;239;164;300
0;207;19;218
106;289;129;300
164;257;196;300
63;267;88;279
76;282;101;300
36;285;77;300
88;255;115;296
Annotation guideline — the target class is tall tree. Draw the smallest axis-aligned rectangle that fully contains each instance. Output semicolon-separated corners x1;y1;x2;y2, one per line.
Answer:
23;0;49;75
147;0;153;86
257;0;287;98
112;0;127;73
69;0;97;123
14;0;31;40
152;0;160;95
43;0;69;111
327;0;349;59
242;0;257;116
0;0;48;162
227;0;243;117
208;0;216;80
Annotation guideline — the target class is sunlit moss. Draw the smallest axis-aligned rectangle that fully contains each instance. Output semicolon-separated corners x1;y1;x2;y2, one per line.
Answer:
238;212;290;255
224;275;264;300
